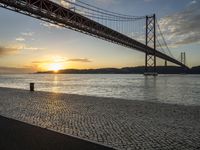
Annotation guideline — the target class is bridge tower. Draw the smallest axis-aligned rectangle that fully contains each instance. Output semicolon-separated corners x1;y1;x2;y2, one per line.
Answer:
144;14;157;76
180;52;186;65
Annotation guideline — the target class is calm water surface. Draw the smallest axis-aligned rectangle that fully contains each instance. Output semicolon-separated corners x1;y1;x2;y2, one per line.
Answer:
0;74;200;105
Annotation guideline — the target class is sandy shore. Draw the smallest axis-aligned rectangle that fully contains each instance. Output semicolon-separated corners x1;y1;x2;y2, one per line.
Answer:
0;87;200;149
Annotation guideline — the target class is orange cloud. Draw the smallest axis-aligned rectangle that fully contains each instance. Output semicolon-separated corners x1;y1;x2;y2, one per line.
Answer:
0;46;21;56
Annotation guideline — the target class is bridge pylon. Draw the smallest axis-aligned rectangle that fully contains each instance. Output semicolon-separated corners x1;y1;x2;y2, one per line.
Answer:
144;14;157;76
180;52;186;66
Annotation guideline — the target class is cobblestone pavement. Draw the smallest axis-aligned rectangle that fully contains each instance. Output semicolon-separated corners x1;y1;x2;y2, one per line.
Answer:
0;87;200;150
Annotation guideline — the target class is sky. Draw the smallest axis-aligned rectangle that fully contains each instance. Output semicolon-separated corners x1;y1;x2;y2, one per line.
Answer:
0;0;199;73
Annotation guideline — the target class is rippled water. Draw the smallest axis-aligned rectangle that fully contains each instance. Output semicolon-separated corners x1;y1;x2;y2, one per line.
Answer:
0;74;200;105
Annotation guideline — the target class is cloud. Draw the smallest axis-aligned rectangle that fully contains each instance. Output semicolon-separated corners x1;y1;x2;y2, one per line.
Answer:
16;37;25;41
0;66;33;74
189;0;197;5
32;56;67;64
32;58;91;64
0;46;21;56
158;1;200;47
129;32;145;44
22;46;44;51
68;58;92;62
14;32;34;43
0;44;44;57
60;0;76;8
32;60;52;64
40;22;63;29
21;32;34;36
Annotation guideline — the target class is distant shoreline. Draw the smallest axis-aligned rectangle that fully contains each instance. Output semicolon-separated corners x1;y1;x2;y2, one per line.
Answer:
37;66;200;74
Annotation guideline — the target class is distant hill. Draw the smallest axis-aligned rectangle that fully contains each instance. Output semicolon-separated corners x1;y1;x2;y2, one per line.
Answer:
190;66;200;74
37;66;200;74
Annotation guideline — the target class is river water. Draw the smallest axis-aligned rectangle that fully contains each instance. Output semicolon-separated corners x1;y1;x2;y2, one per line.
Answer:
0;74;199;105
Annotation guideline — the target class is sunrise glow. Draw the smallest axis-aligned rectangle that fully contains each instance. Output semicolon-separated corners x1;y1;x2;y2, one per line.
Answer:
48;63;63;72
35;56;67;72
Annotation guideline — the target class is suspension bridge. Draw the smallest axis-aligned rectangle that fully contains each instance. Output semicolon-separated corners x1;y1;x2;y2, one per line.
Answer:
0;0;189;74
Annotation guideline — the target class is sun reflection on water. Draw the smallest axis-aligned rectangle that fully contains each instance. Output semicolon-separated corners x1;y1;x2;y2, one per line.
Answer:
52;75;59;93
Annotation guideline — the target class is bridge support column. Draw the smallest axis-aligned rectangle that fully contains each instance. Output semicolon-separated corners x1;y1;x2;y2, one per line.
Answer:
144;14;157;76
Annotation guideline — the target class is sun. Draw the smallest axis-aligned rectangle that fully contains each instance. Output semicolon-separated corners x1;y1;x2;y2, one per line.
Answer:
37;56;68;72
49;63;63;73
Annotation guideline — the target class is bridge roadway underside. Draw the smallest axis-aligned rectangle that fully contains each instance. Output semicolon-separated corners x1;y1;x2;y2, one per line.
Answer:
0;0;187;68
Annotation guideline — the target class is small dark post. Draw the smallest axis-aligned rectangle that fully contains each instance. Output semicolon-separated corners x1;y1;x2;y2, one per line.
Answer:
145;15;148;72
153;14;156;73
30;83;34;91
165;60;167;67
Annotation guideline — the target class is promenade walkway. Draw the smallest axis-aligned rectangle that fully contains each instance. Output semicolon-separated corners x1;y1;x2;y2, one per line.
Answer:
0;87;199;149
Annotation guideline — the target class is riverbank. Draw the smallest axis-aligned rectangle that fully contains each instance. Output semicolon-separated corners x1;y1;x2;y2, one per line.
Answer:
0;87;200;149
